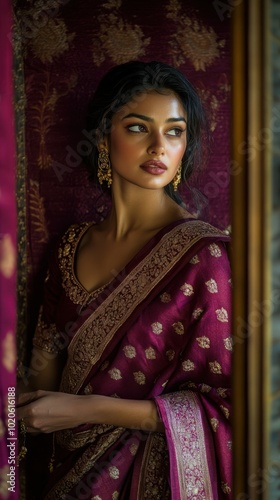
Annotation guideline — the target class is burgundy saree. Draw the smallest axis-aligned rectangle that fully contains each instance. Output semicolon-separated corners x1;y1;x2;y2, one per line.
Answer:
33;218;232;499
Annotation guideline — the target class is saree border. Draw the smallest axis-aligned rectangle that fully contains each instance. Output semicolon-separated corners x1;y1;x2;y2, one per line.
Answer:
60;220;228;394
156;391;214;499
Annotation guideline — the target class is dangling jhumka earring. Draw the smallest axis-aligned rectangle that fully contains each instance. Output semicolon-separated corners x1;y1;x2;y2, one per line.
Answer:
172;161;182;191
97;149;112;188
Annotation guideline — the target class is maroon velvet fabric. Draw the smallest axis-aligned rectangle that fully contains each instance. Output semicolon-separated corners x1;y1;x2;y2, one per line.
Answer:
0;0;18;497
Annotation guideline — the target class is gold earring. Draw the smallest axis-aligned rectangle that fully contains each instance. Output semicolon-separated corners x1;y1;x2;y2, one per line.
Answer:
97;149;112;188
172;162;182;191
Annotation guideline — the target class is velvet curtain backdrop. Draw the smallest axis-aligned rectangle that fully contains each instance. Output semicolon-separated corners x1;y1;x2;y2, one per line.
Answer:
0;0;18;498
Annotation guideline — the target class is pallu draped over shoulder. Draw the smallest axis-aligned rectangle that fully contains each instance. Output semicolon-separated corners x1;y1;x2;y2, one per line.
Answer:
33;218;232;500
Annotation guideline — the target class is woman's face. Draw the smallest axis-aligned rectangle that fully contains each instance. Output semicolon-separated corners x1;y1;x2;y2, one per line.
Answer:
102;90;187;192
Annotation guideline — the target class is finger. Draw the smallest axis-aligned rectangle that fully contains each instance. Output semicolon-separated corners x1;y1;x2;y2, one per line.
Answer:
17;391;41;407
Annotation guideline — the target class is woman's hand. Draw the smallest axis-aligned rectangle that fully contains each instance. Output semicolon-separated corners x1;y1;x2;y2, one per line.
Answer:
16;390;84;434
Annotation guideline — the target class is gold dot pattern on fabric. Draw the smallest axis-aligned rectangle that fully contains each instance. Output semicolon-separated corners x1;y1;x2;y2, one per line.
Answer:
180;283;194;296
123;345;136;358
209;361;222;374
133;371;146;385
172;322;185;335
196;336;211;348
108;368;122;380
182;360;195;371
205;278;218;293
151;322;163;335
216;307;229;322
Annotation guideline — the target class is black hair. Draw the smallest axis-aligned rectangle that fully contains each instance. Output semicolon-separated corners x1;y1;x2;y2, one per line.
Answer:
85;60;207;204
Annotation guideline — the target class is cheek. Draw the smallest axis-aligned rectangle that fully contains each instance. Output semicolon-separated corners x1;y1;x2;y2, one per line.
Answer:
109;134;138;160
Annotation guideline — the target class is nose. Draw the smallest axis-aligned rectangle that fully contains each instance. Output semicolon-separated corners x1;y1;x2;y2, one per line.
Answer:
147;133;165;156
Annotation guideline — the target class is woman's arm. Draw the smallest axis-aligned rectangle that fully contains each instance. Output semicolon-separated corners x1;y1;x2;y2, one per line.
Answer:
16;391;164;433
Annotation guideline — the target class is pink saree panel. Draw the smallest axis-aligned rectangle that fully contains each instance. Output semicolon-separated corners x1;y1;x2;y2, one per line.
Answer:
32;219;232;499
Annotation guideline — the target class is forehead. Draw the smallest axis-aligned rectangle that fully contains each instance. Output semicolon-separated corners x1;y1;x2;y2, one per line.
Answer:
114;90;186;121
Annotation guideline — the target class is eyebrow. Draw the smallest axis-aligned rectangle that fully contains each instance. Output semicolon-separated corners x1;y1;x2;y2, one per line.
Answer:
121;113;187;124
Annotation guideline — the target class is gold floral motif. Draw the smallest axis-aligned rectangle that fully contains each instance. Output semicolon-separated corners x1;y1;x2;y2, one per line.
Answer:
166;349;175;361
205;278;218;294
26;72;77;170
166;0;225;70
27;17;75;63
180;283;194;296
209;361;222;374
92;496;102;500
182;359;195;371
151;322;163;335
196;336;210;349
189;254;199;264
161;380;168;388
220;405;230;419
145;347;156;360
129;443;138;456
221;482;232;494
2;332;16;373
108;466;119;479
108;368;122;380
160;292;171;303
217;387;228;398
200;384;211;392
208;243;222;257
0;234;16;278
133;371;146;385
192;308;204;319
123;345;136;358
112;491;119;500
92;3;150;66
216;308;229;323
172;321;185;335
29;180;49;243
210;417;219;432
223;337;233;351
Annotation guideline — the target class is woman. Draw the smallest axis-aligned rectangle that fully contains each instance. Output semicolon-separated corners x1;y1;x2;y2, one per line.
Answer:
17;61;232;499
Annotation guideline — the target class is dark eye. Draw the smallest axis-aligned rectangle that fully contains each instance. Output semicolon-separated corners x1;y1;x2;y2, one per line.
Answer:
166;128;185;137
127;124;147;133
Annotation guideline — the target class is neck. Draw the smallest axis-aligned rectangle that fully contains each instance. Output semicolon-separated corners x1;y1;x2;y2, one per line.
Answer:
105;182;185;240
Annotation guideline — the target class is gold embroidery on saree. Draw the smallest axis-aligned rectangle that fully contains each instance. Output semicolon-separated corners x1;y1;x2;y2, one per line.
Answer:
182;360;195;371
196;336;211;349
158;391;214;499
33;307;62;353
58;222;106;306
137;433;170;499
172;321;184;335
209;361;222;374
60;220;227;394
46;427;124;499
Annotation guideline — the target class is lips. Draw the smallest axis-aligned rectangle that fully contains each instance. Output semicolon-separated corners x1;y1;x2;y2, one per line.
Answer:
140;160;167;175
